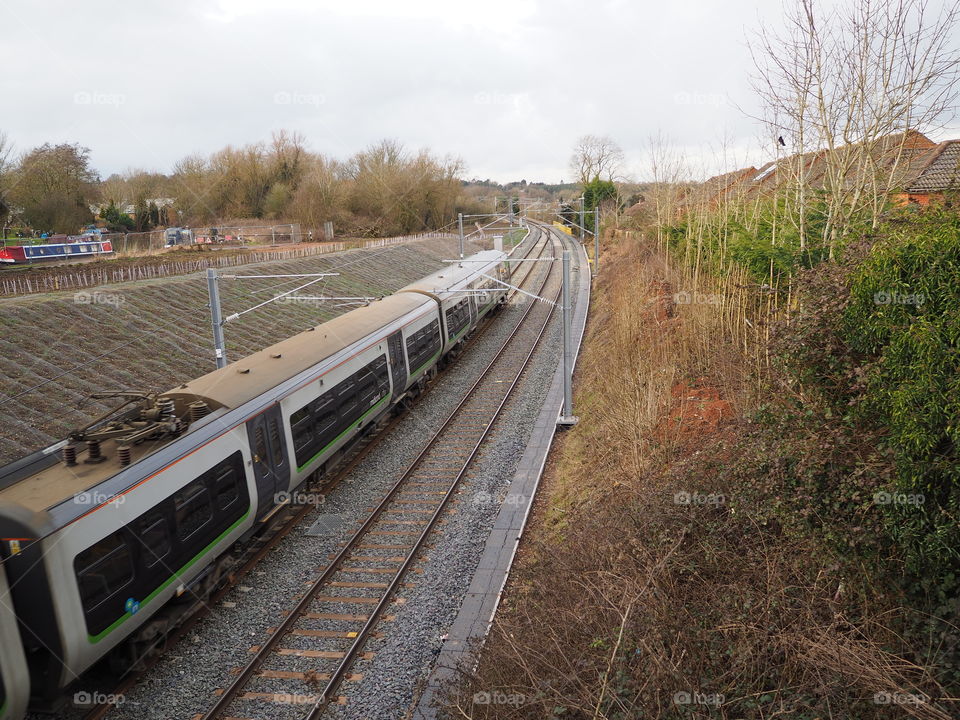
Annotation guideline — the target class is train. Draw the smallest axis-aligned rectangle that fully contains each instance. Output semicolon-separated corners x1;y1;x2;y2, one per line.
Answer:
0;249;511;717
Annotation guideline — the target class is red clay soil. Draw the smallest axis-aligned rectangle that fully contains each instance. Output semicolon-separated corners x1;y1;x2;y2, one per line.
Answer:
666;378;734;438
650;277;734;444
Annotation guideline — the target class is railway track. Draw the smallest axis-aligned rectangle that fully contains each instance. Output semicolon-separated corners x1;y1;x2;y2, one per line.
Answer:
77;228;548;720
196;227;563;720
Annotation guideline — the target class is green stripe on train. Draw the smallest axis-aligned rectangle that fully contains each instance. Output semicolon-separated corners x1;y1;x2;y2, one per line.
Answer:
296;393;391;473
88;508;251;643
410;347;442;379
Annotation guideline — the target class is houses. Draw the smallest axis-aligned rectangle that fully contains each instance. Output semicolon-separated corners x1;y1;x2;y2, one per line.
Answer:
898;140;960;206
667;131;960;214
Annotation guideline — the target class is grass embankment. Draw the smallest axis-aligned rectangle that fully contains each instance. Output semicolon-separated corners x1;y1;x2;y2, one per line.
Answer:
444;221;958;719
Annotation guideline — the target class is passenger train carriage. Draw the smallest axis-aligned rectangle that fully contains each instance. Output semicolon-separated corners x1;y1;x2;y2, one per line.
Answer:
0;561;29;720
0;250;509;716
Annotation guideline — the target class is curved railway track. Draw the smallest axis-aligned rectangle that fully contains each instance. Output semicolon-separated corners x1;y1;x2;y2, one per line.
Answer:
197;227;564;720
78;227;549;720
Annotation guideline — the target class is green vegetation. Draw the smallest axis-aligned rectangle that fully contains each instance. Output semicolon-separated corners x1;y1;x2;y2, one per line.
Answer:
771;212;960;625
3;142;99;234
100;201;135;231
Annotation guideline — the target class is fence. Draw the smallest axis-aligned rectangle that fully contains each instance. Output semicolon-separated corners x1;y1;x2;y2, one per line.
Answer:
112;223;303;255
0;231;460;297
358;231;457;248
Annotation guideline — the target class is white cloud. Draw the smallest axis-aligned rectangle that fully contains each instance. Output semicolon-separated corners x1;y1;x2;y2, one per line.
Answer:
0;0;809;182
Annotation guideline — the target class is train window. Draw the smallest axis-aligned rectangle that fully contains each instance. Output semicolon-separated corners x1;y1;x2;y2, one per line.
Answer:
446;299;471;339
355;366;374;404
373;356;389;387
406;320;441;373
358;378;378;409
350;358;388;415
291;406;311;429
268;419;284;466
291;406;314;455
174;482;212;541
289;360;391;469
338;381;359;419
315;400;338;438
214;465;240;510
75;532;134;611
140;516;171;568
254;426;267;462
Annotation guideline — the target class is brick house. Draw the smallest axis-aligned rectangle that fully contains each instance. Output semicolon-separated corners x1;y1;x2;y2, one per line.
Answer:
681;130;959;211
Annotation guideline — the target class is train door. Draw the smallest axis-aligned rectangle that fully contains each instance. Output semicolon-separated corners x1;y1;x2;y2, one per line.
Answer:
246;405;290;519
386;332;408;398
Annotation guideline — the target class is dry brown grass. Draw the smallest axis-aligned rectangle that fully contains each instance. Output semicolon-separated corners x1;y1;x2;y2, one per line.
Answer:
439;233;953;719
544;232;761;526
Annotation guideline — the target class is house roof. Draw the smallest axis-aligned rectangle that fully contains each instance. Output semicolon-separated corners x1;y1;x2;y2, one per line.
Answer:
709;131;949;200
907;141;960;192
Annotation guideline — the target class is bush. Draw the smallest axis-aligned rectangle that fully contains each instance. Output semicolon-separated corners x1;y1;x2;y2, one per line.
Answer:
841;214;960;579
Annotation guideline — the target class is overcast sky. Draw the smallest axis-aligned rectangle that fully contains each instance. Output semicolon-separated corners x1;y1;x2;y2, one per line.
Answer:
2;0;956;183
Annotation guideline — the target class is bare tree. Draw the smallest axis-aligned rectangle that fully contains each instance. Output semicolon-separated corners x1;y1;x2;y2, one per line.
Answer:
750;0;960;254
646;131;691;249
0;131;12;225
570;134;625;184
0;132;11;175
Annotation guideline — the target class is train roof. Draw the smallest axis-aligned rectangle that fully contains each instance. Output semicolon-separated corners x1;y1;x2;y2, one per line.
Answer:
0;292;435;515
164;292;433;412
397;250;506;301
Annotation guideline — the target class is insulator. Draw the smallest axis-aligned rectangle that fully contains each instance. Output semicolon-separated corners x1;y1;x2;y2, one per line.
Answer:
85;439;106;464
118;445;132;466
157;397;176;421
189;401;210;423
63;444;78;467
